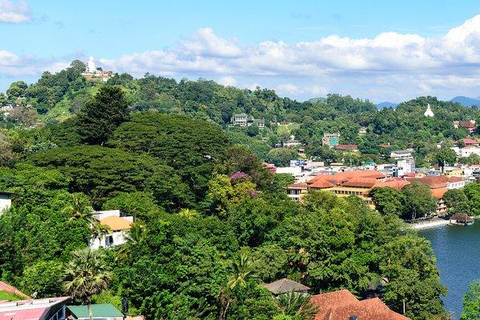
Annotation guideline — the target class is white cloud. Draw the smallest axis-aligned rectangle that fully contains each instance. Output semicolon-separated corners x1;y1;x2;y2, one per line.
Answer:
218;76;237;87
0;0;30;23
4;15;480;101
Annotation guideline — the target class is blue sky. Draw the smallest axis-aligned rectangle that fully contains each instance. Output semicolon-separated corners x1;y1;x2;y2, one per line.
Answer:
1;0;480;102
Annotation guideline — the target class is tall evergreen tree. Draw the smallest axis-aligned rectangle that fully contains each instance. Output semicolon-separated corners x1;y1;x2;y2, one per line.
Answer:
77;86;130;145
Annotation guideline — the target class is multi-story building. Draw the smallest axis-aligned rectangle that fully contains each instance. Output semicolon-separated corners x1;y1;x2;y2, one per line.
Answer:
231;113;248;127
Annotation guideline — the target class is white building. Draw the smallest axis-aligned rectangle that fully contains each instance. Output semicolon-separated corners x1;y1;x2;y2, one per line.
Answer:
424;104;434;117
0;191;12;214
231;113;248;127
458;146;480;158
397;158;415;177
89;210;134;249
390;149;414;160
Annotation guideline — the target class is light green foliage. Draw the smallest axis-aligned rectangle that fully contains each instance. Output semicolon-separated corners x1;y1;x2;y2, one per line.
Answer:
463;182;480;216
64;248;112;304
380;235;447;320
461;280;480;320
21;260;65;297
443;189;470;215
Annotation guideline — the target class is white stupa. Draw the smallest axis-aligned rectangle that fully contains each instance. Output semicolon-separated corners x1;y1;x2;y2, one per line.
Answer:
424;103;434;117
86;57;96;74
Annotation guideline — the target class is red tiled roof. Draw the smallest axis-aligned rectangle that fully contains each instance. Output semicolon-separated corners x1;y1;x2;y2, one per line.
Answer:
311;289;410;320
461;138;478;144
460;121;476;128
308;170;385;187
447;176;464;183
406;176;448;189
287;183;308;189
335;144;358;151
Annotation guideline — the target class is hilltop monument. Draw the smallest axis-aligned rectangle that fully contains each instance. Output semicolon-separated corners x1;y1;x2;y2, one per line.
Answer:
86;57;96;74
424;103;434;117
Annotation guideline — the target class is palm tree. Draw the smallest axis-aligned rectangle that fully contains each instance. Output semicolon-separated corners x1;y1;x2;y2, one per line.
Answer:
64;248;112;320
116;222;146;259
90;222;112;248
63;193;95;224
275;291;318;319
218;253;254;320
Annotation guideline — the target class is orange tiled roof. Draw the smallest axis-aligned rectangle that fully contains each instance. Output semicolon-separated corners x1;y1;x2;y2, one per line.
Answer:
373;179;411;191
308;170;385;187
343;177;379;188
431;188;448;199
100;216;132;231
311;289;410;320
309;179;335;189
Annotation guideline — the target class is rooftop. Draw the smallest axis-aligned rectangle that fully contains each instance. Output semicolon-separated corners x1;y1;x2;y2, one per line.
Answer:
261;278;310;295
67;304;123;319
100;216;132;231
310;289;410;320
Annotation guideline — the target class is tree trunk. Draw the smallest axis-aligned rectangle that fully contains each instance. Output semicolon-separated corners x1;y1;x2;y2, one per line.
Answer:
88;303;93;320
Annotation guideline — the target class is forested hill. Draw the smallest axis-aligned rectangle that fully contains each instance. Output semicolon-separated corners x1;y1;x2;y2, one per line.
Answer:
2;60;480;170
0;62;451;319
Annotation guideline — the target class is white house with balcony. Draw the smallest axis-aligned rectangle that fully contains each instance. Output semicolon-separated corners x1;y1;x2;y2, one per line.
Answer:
89;210;134;249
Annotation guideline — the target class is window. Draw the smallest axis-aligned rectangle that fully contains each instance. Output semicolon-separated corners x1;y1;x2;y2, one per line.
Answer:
105;235;114;247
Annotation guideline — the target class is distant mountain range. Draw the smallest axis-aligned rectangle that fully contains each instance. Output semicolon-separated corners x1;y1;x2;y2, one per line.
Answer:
450;96;480;107
376;101;398;109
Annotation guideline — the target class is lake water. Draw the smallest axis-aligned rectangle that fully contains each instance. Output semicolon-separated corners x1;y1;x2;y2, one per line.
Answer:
419;223;480;319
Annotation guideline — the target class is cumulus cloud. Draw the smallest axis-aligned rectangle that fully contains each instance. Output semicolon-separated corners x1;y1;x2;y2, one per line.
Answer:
4;15;480;101
0;0;30;23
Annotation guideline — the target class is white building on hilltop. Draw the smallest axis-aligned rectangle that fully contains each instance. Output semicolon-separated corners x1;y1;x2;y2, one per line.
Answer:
424;104;434;117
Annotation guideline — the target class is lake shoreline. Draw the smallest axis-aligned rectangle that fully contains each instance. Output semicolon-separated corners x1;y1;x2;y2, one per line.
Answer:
411;218;451;230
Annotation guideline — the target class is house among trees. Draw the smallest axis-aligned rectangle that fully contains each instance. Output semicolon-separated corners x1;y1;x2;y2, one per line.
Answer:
310;289;410;320
89;210;133;249
322;132;340;148
261;278;310;295
0;191;12;214
230;113;265;128
453;120;476;134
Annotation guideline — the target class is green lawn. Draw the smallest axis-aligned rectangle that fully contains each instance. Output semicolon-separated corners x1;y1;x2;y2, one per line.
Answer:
0;290;24;301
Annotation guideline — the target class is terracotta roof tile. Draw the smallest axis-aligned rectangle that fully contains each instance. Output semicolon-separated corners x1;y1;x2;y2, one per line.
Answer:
311;290;410;320
431;188;448;199
373;179;411;191
343;177;379;188
100;216;132;231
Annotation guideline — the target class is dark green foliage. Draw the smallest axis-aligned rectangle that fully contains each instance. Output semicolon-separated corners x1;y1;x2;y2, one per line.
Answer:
77;86;130;145
443;189;470;215
402;182;438;220
370;187;405;216
28;145;188;208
